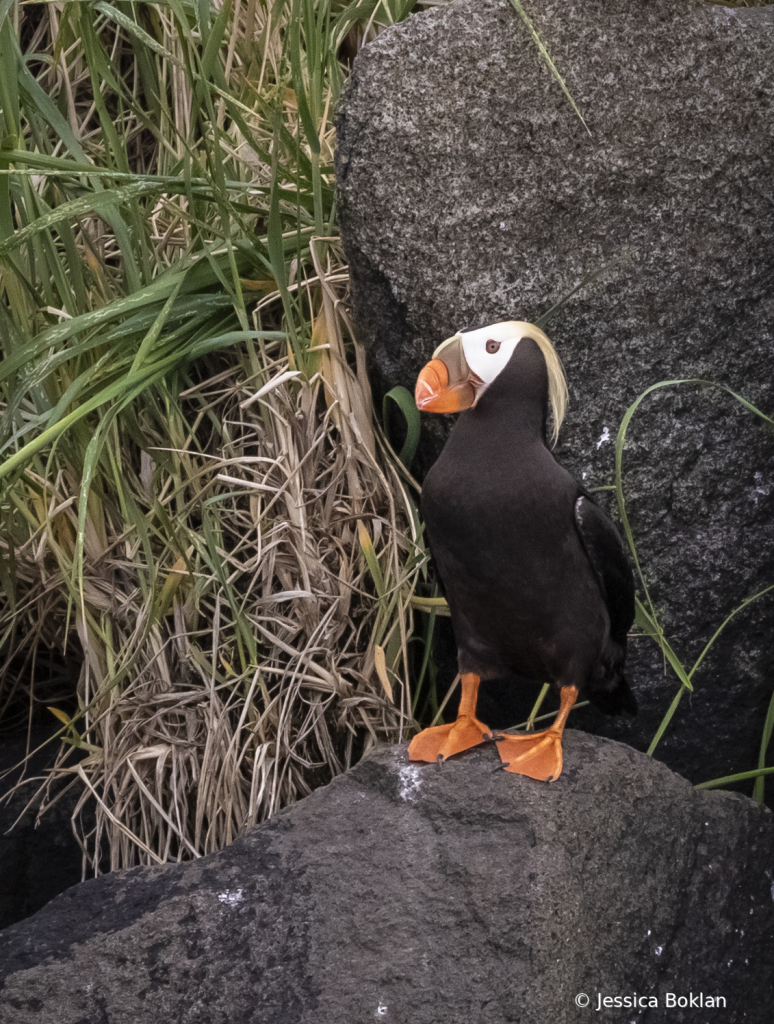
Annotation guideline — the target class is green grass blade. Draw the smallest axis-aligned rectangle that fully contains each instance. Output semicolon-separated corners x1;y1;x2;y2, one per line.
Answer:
382;386;420;470
615;378;695;622
753;686;774;804
696;766;774;791
508;0;590;135
646;685;687;757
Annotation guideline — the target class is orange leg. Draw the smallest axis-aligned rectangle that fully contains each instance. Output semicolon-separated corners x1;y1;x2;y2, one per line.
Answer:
495;685;579;782
408;673;493;763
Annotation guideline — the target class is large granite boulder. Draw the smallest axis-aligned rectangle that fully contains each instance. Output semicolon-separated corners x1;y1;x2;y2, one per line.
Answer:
335;0;774;786
0;736;771;1024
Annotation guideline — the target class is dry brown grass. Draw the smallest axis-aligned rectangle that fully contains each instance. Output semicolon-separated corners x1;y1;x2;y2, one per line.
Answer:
2;250;425;872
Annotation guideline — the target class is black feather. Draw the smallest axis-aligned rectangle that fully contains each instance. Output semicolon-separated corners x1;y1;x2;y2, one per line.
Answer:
573;496;635;647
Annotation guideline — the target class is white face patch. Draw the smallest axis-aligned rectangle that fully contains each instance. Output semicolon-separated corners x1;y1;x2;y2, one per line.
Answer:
459;323;523;385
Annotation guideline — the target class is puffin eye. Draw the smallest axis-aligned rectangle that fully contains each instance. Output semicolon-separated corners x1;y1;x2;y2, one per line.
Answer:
485;339;501;355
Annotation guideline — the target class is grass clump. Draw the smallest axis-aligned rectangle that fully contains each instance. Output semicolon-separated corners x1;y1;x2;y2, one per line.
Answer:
19;311;421;870
0;0;431;871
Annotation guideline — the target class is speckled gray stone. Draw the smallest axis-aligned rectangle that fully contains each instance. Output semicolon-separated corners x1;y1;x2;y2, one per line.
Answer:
0;736;771;1024
335;0;774;785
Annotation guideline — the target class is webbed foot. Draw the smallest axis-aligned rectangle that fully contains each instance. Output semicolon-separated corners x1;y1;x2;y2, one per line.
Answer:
408;672;492;763
494;684;579;782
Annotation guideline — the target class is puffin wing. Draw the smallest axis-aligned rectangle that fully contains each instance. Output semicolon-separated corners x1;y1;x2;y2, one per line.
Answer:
573;496;635;645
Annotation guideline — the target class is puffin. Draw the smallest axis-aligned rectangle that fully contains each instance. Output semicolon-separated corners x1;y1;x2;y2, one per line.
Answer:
408;321;636;781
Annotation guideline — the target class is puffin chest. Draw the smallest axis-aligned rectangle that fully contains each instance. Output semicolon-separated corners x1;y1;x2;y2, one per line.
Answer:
422;437;582;589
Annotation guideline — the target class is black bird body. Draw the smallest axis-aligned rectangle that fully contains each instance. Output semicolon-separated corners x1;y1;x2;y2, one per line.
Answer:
421;338;636;716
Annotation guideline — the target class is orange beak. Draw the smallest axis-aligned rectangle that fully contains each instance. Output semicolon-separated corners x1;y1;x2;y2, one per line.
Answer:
415;333;482;413
415;359;477;412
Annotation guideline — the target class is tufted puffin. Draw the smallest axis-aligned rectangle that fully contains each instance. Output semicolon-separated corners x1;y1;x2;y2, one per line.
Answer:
408;322;636;781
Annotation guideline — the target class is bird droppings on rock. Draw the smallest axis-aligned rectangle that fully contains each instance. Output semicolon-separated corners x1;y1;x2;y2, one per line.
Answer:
752;472;768;504
398;764;421;802
217;888;244;908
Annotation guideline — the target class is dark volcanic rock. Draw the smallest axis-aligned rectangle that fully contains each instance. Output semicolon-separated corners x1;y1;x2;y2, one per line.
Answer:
0;736;772;1023
335;0;774;785
0;728;85;930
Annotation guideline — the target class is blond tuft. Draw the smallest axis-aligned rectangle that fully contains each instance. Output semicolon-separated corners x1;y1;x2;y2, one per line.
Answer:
500;321;568;447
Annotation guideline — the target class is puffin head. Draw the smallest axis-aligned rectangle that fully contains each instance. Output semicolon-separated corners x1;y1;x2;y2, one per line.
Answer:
414;320;568;446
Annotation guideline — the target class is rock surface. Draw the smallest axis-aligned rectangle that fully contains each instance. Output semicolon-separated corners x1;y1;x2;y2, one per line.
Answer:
0;735;772;1023
335;0;774;785
0;727;85;930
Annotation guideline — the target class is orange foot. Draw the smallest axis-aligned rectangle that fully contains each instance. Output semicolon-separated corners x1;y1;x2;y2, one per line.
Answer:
495;728;564;781
409;713;493;763
409;672;492;763
495;684;579;782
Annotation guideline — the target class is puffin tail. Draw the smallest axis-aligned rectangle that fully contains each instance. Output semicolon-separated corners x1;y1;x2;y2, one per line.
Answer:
587;674;638;717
